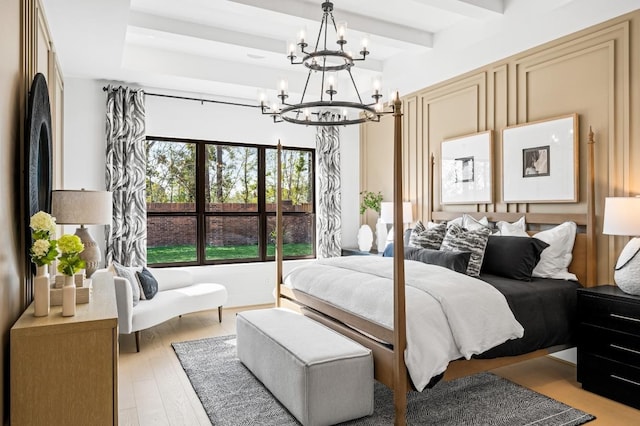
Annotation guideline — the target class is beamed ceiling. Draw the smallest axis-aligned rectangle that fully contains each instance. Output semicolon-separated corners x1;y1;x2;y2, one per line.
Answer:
41;0;620;103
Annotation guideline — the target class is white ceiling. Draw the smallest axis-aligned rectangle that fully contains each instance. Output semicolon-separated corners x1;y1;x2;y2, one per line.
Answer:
39;0;636;104
39;0;509;102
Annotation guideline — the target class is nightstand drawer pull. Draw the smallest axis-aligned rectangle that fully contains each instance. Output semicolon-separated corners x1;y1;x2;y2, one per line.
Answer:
610;313;640;323
610;344;640;356
611;374;640;387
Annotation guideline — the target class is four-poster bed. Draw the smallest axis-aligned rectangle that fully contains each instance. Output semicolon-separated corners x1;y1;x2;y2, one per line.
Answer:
274;113;597;424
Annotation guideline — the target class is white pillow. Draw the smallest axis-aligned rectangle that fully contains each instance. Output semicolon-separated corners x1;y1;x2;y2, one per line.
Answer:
496;216;528;237
532;221;577;280
462;214;489;231
111;261;143;304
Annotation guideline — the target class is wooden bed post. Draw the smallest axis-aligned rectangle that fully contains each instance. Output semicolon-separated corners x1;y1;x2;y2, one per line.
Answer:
275;141;283;307
586;127;596;286
392;96;408;425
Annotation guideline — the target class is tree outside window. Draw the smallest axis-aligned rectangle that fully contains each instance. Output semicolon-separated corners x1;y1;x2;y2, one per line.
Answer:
145;138;315;265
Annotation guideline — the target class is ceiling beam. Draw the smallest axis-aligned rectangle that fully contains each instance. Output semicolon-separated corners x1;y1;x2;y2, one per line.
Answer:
413;0;504;19
122;44;378;99
227;0;434;48
128;11;383;72
123;44;301;93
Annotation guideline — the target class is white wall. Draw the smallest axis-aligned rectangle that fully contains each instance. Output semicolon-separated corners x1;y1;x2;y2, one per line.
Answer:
63;79;360;306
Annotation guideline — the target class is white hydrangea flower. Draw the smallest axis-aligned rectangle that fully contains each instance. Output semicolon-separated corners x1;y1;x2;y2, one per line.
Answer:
30;211;56;235
32;239;51;258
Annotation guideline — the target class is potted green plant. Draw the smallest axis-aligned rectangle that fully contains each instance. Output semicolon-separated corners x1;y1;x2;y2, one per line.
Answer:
359;190;383;215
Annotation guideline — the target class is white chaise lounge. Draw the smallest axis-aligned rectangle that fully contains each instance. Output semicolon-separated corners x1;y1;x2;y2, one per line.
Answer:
93;268;228;352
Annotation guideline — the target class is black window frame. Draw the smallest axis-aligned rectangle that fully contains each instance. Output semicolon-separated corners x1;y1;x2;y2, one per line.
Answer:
145;136;316;267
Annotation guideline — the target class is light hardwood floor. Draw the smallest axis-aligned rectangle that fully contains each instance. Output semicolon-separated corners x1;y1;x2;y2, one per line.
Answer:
118;306;640;425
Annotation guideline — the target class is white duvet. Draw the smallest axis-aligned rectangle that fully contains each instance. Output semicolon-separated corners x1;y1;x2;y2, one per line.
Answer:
283;256;524;391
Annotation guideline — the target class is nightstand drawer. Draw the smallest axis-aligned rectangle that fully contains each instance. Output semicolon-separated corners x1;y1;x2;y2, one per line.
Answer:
578;353;640;409
578;324;640;365
578;293;640;335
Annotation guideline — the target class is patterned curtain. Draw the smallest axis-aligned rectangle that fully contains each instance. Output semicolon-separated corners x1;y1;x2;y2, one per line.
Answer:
316;113;342;258
104;86;147;266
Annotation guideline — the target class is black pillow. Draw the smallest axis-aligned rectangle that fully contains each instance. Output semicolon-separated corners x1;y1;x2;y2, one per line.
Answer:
481;236;550;281
136;267;159;299
383;243;472;274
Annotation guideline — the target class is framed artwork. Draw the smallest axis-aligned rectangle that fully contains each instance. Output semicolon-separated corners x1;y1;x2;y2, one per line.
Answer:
502;113;578;203
441;131;493;204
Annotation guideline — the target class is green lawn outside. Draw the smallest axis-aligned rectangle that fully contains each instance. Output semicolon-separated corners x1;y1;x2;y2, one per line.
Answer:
147;243;313;264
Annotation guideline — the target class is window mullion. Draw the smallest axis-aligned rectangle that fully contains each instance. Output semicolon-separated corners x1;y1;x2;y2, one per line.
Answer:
197;142;206;264
257;147;266;261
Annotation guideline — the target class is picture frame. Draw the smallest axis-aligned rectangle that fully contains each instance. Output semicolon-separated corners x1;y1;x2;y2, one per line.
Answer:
502;113;578;203
441;131;493;204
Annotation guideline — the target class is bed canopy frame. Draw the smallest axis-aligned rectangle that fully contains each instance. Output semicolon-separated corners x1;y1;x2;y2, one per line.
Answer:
274;105;596;425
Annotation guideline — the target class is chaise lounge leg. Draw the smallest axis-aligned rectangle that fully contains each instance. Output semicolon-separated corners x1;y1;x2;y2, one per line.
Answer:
135;331;140;353
218;306;223;323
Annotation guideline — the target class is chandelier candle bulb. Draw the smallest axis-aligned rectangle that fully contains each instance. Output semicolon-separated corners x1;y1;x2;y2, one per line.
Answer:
361;35;370;51
298;28;307;46
326;74;337;97
337;22;347;44
327;75;335;89
287;41;296;58
279;79;288;93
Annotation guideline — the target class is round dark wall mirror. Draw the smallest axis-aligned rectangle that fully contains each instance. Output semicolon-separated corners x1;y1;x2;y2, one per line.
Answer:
24;73;53;293
26;73;52;219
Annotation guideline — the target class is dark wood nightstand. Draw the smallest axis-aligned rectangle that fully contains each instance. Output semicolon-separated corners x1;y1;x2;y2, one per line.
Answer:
577;285;640;409
341;248;381;256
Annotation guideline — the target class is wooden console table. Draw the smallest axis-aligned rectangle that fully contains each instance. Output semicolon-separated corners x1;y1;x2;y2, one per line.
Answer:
11;278;118;425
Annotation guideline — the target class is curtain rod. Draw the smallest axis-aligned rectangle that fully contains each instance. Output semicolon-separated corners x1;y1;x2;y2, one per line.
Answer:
101;86;259;109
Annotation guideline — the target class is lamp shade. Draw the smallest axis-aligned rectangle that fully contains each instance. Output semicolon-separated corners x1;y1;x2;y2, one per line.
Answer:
603;197;640;236
51;190;112;225
380;202;413;224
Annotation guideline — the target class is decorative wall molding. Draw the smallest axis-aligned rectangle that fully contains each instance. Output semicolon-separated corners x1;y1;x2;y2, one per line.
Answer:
360;12;638;284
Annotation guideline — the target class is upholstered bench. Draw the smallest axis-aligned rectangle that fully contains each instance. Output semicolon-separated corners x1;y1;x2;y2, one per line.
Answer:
236;308;374;426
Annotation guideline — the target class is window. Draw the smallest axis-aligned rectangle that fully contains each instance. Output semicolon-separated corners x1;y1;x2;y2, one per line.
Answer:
146;137;315;266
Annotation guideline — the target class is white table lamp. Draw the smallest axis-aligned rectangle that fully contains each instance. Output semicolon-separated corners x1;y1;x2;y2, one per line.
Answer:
52;189;112;277
380;202;413;248
603;197;640;295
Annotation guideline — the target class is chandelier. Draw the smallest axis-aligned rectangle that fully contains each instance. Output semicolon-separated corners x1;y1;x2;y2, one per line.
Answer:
260;1;398;126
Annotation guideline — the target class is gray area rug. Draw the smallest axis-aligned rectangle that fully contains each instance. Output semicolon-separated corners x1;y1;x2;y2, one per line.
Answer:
172;335;595;425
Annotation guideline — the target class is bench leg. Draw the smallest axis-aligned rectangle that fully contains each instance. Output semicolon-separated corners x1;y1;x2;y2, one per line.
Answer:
135;331;140;353
218;306;223;323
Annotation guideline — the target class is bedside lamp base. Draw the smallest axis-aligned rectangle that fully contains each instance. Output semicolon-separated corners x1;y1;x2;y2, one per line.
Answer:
614;237;640;295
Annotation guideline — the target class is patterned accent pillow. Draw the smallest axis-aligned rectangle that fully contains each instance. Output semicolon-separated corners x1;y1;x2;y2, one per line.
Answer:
409;220;447;250
462;214;491;231
440;224;491;276
112;261;142;305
